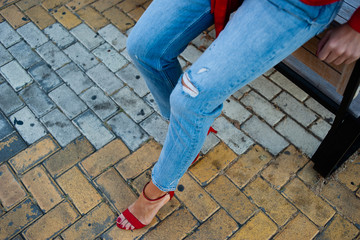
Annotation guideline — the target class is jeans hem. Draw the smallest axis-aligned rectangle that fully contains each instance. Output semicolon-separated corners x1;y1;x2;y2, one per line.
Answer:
151;172;178;192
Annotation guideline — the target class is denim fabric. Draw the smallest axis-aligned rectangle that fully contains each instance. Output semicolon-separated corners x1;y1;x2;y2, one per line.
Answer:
127;0;343;191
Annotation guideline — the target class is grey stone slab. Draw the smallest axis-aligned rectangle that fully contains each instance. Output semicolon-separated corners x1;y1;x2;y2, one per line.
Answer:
212;117;254;155
201;131;220;154
73;110;114;149
64;43;99;71
86;63;124;95
191;32;213;50
98;24;127;51
180;44;202;64
28;61;62;92
0;60;33;91
179;57;187;69
20;83;55;117
222;97;251;124
0;83;24;115
49;84;87;119
263;68;275;77
44;23;76;49
241;116;288;155
232;85;251;100
41;108;81;147
112;86;153;123
248;75;281;100
9;107;47;144
0;112;14;140
144;93;161;115
8;41;42;69
92;43;127;72
126;27;133;36
80;86;118;120
310;119;331;140
140;113;168;145
241;91;285;126
56;63;93;94
107;112;149;151
116;64;149;97
273;92;317;127
70;23;104;50
208;29;216;39
270;71;308;102
17;22;48;48
121;48;132;62
36;41;71;70
305;97;335;124
0;22;21;48
276;117;320;157
0;73;4;83
0;43;13;67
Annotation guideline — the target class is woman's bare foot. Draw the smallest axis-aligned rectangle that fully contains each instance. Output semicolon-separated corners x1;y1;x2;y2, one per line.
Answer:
117;180;172;230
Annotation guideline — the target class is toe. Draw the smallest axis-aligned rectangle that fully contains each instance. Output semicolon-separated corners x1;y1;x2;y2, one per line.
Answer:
121;219;129;228
125;222;133;230
117;214;125;224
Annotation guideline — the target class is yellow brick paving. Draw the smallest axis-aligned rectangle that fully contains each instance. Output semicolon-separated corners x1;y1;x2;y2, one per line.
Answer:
21;165;63;212
0;0;359;239
0;3;29;28
25;5;56;29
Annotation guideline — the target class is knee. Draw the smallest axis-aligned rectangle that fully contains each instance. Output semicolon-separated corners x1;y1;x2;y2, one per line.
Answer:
126;30;141;61
126;28;160;66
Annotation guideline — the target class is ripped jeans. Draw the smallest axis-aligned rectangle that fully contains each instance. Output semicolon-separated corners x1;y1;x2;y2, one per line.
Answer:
126;0;342;191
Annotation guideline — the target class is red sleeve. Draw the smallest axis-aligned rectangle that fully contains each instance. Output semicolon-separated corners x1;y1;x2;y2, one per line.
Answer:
211;0;228;37
211;0;242;37
348;7;360;33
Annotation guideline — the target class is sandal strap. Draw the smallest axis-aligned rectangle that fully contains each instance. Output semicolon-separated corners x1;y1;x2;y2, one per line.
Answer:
192;127;217;165
142;182;175;201
122;209;146;229
142;182;170;201
208;126;217;134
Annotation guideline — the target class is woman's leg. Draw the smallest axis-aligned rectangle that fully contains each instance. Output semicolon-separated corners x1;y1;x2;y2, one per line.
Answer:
151;0;343;191
118;0;214;230
126;0;214;120
119;0;342;230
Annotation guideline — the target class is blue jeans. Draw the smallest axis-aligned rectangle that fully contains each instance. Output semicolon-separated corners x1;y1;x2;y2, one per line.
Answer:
127;0;342;191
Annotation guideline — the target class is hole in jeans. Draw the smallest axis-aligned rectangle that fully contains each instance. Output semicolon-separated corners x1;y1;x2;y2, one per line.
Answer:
197;68;209;74
182;72;199;97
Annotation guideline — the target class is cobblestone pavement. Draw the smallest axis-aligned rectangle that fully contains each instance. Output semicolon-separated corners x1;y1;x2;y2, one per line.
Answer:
0;0;359;239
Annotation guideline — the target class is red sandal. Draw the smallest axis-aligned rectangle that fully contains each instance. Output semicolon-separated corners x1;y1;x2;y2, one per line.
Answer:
191;126;217;165
116;182;174;230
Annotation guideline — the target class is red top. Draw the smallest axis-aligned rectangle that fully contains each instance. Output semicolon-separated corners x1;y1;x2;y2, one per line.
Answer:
211;0;360;36
301;0;339;5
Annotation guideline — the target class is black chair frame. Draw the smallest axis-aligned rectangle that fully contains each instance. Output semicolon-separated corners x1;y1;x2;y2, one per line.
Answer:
274;60;360;177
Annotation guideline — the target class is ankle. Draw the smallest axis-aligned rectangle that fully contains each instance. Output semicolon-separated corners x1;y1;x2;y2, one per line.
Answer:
143;181;167;200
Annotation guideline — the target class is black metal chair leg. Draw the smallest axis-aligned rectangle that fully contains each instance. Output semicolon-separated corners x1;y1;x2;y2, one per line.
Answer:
313;115;360;177
312;60;360;177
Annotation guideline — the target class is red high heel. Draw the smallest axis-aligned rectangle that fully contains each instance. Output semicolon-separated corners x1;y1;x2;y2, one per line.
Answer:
191;126;217;165
116;182;174;230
